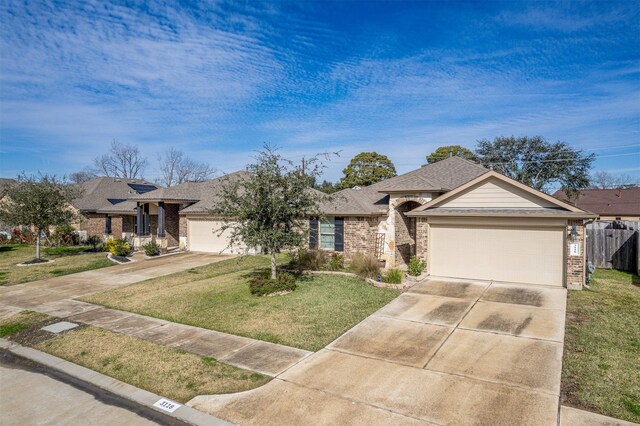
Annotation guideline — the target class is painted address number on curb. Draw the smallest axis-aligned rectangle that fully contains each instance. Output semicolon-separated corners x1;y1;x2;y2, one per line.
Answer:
153;398;181;413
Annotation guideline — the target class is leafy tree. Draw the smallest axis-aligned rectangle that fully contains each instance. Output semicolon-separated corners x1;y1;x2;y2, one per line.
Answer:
0;174;81;260
476;136;594;196
93;140;147;178
339;152;397;189
426;145;478;164
211;145;329;279
314;179;339;194
589;170;638;189
157;147;216;187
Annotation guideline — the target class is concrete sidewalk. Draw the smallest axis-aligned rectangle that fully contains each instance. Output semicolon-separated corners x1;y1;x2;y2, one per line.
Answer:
0;252;311;377
66;306;311;377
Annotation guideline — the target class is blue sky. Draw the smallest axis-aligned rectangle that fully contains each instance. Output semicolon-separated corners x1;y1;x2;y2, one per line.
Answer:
1;0;639;184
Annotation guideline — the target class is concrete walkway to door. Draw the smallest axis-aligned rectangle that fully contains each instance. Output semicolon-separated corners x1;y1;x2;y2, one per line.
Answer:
190;278;568;425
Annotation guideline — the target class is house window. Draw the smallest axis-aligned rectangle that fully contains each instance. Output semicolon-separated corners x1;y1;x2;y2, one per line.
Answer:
320;219;335;250
309;217;344;251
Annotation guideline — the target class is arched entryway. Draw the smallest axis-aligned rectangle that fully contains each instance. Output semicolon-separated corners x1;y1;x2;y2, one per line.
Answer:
395;201;421;267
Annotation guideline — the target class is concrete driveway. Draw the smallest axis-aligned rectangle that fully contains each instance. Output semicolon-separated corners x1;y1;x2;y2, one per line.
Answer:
190;278;567;425
0;253;230;318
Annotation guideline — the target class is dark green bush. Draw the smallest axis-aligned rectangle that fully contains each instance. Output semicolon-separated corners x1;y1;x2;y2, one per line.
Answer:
143;241;160;256
326;253;344;271
86;235;102;252
289;249;328;271
407;256;425;276
249;271;297;296
383;268;403;284
52;225;79;246
349;252;380;279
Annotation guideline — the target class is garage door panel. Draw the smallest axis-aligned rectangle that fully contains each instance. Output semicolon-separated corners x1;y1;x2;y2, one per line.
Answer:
188;220;247;254
430;225;564;286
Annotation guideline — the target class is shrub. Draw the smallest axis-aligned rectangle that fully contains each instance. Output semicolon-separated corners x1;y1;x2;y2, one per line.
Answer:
0;232;10;245
143;241;160;256
52;225;79;246
11;228;37;244
86;235;102;252
289;249;328;271
383;268;403;284
350;252;380;279
407;256;425;276
249;271;297;296
104;238;132;257
326;253;344;271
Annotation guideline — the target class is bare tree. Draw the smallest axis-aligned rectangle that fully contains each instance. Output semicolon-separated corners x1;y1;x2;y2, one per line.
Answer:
157;147;216;187
69;170;97;184
93;140;147;179
589;171;638;189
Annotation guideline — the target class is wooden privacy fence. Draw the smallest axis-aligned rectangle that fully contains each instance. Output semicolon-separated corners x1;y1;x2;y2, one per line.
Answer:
587;226;639;272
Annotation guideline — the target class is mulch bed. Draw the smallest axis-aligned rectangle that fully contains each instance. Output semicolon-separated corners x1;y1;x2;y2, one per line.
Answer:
17;258;53;266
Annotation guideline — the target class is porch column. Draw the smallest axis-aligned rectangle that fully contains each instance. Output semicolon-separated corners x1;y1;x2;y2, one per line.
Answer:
105;214;112;235
136;202;144;235
158;202;166;237
143;203;150;235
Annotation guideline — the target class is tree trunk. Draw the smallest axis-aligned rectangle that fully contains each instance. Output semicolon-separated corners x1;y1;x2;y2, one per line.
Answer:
270;252;277;280
36;230;41;260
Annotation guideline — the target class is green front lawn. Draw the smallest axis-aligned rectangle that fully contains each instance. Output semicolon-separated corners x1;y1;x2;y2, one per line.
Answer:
83;255;400;351
562;269;640;423
0;311;270;402
0;244;114;286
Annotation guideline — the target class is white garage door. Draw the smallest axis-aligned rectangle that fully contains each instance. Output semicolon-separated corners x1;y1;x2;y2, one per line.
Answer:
187;220;244;254
430;224;564;286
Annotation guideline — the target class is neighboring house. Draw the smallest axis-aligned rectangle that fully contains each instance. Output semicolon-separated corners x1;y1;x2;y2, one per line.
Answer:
123;157;596;289
127;171;251;252
72;177;159;239
553;188;640;221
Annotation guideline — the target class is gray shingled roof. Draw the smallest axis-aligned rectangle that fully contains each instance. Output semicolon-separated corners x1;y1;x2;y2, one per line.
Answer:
96;200;138;215
375;156;488;192
319;156;488;215
127;171;252;214
72;177;159;213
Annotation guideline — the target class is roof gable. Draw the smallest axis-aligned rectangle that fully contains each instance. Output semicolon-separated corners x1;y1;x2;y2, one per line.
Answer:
411;171;590;215
319;156;488;215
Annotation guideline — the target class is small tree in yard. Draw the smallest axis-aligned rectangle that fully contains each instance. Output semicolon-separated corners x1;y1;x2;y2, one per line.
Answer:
0;174;81;261
211;145;329;280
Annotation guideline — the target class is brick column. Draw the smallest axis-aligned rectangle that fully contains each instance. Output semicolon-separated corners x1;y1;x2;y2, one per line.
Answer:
158;202;165;237
415;218;429;267
566;220;586;290
136;203;143;236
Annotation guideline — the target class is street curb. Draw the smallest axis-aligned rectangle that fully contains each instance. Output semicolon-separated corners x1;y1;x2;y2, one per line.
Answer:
0;338;232;426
